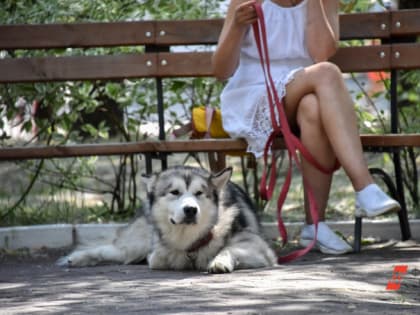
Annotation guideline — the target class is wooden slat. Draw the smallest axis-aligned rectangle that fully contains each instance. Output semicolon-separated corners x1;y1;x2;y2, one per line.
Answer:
391;43;420;69
155;19;223;45
0;12;397;51
157;52;213;77
158;46;397;77
330;45;391;72
360;134;420;147
1;46;396;83
339;12;390;40
0;21;155;49
0;54;158;83
0;139;247;161
0;135;418;161
391;9;420;36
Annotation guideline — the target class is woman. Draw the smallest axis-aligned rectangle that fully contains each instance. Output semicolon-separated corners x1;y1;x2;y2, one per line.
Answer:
212;0;400;254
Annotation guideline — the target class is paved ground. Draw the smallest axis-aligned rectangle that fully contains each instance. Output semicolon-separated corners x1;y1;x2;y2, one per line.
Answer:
1;239;419;315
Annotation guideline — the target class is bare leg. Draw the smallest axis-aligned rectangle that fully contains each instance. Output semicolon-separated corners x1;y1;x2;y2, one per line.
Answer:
296;94;335;224
284;62;373;191
293;92;354;254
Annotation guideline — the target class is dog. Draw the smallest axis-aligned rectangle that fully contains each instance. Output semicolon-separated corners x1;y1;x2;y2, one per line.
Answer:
57;166;276;273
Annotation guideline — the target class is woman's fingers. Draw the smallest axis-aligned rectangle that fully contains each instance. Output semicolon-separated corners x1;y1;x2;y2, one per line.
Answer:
234;1;258;26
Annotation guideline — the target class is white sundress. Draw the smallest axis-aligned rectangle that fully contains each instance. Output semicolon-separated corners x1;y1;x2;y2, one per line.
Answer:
220;0;314;158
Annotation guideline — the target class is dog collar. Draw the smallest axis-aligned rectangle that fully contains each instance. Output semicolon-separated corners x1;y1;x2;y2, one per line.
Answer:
186;231;213;253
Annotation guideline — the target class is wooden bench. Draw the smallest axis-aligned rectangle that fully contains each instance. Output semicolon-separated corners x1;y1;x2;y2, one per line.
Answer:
1;10;419;252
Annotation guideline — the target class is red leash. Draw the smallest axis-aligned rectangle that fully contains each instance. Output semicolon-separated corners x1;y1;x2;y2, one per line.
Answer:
251;2;339;263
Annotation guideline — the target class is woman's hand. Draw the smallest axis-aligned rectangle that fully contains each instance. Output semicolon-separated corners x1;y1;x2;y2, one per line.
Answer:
233;0;260;29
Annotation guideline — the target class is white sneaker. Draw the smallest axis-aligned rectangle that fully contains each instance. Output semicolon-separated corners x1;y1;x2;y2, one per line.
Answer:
299;222;353;255
355;184;401;218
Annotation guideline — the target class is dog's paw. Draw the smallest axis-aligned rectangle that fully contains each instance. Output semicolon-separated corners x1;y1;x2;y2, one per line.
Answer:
207;251;234;273
56;255;72;267
56;251;92;267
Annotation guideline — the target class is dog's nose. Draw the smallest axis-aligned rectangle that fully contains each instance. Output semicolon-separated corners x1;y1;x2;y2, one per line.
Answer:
184;206;197;218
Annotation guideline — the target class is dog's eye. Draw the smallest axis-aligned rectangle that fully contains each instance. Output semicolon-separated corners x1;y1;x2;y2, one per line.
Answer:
170;189;180;196
195;191;203;197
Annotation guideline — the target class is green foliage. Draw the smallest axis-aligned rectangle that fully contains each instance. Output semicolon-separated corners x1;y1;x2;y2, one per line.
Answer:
0;0;225;226
0;0;224;23
339;0;389;13
0;0;418;225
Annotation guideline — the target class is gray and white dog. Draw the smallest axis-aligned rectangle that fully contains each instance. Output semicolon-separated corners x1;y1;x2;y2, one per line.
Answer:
57;166;276;273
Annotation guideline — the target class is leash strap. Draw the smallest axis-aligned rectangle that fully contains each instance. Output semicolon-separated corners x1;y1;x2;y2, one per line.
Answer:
251;2;338;263
204;106;215;138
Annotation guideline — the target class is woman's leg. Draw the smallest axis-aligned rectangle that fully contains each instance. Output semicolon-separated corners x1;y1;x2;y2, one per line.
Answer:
295;93;353;254
296;93;335;224
284;62;373;191
285;62;400;220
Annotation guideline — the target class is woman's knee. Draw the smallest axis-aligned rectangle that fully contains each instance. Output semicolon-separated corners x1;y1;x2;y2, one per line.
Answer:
311;61;343;85
297;93;321;127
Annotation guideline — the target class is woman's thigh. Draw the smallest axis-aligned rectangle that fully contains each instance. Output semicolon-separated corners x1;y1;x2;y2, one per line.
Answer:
283;61;343;123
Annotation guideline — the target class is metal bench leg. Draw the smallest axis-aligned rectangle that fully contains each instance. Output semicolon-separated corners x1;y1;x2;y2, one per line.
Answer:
393;151;411;240
369;166;411;241
390;69;411;241
354;217;362;253
207;152;226;173
354;168;411;253
145;153;153;175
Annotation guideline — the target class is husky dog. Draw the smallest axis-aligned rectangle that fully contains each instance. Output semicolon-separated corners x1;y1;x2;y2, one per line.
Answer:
57;166;276;273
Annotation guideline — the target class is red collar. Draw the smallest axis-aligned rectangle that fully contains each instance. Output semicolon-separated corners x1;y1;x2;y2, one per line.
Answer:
187;231;213;253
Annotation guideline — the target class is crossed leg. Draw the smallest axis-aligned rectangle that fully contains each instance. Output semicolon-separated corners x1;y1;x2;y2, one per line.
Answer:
282;61;376;225
295;93;336;223
284;61;374;193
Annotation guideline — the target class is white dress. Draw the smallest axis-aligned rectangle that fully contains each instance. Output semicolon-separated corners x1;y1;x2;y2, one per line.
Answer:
220;0;313;158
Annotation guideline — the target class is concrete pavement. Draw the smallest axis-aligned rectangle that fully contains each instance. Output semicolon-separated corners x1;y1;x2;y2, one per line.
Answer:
1;239;419;315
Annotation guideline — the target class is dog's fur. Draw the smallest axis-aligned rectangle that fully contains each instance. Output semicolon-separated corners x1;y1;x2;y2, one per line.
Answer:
57;166;276;273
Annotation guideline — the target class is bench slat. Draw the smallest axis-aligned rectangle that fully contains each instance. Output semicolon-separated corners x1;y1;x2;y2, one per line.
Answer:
0;22;155;49
157;52;213;77
154;20;222;45
0;139;247;160
0;13;393;50
339;12;390;40
391;43;420;69
0;54;158;83
330;45;391;72
0;45;402;83
361;134;420;147
0;135;418;161
391;9;420;36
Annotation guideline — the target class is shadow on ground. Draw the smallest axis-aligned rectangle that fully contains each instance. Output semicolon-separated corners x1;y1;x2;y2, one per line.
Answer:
1;240;419;315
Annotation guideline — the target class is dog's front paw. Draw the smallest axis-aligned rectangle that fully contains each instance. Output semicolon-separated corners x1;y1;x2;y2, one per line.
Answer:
207;251;234;273
56;255;72;267
56;251;92;267
147;251;169;270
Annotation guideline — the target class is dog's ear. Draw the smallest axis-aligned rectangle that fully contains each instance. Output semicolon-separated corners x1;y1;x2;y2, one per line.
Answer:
210;167;232;190
140;173;157;193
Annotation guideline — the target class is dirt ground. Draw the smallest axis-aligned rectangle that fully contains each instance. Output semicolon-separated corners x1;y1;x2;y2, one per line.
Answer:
1;239;419;315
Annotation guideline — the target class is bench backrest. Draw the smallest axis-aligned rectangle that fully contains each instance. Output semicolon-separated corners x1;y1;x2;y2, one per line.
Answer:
0;10;419;163
1;10;420;84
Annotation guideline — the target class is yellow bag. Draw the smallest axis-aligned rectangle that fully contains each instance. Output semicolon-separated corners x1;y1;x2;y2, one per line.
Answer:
191;106;230;139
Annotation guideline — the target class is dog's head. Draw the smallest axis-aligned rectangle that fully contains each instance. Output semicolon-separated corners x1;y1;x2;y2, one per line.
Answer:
141;166;232;229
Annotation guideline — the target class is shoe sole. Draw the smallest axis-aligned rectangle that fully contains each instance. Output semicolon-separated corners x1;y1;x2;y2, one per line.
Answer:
299;238;353;255
355;202;401;218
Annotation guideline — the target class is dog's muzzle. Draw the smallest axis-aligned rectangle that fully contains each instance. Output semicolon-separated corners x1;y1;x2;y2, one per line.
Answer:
169;195;200;225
